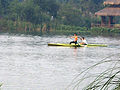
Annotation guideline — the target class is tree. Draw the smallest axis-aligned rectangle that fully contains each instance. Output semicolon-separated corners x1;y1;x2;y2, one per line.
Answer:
0;0;12;15
0;0;105;27
33;0;59;17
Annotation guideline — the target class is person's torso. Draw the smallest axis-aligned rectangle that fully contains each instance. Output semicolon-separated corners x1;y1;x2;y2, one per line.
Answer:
82;39;87;44
74;36;78;41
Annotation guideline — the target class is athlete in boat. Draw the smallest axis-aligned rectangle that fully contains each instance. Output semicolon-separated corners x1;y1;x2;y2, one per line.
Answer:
70;33;78;45
80;37;88;45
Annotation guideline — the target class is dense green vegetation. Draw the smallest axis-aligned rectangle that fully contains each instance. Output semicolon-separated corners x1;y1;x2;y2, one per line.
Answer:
0;0;105;32
0;0;104;26
0;0;120;36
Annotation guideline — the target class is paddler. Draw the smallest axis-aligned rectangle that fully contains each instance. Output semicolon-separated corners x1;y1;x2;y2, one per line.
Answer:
80;37;88;45
70;33;78;45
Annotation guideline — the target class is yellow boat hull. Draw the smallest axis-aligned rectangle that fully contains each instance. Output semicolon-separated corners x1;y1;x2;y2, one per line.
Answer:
48;43;107;47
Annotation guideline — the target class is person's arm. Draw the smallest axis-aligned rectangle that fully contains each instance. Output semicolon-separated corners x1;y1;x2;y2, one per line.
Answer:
71;36;75;38
78;36;82;40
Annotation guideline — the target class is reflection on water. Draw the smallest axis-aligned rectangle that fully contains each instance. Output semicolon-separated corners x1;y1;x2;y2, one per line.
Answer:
0;33;119;90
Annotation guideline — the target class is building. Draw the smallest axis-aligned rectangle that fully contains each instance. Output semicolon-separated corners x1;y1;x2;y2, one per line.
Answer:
94;0;120;28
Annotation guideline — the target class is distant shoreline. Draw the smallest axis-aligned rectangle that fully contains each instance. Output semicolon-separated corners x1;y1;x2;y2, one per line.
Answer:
0;19;120;36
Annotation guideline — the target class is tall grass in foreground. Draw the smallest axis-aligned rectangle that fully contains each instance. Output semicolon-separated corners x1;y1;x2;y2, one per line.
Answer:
0;84;1;86
67;53;120;90
0;83;2;89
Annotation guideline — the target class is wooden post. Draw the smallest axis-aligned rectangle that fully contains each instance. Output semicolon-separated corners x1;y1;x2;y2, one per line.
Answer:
101;16;106;26
108;16;114;27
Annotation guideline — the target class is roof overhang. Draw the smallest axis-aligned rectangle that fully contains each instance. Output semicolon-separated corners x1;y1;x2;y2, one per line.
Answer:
104;0;120;5
95;7;120;16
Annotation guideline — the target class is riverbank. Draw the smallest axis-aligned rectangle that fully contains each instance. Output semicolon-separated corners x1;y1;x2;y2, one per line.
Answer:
0;19;120;36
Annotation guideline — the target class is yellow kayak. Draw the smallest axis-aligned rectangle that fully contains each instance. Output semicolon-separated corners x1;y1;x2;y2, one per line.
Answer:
48;43;107;47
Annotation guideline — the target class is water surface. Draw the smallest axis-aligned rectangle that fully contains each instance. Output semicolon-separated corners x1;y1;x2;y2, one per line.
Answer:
0;33;120;90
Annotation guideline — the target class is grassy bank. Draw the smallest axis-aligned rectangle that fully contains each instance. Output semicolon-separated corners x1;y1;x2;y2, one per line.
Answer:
90;27;120;36
0;19;120;36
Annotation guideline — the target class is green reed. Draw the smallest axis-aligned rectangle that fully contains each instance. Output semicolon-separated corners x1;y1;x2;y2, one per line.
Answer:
67;53;120;90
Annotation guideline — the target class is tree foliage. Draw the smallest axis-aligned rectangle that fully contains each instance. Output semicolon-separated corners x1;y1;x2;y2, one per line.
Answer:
0;0;105;27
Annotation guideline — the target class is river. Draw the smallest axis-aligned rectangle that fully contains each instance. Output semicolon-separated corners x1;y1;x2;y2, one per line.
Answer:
0;33;119;90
